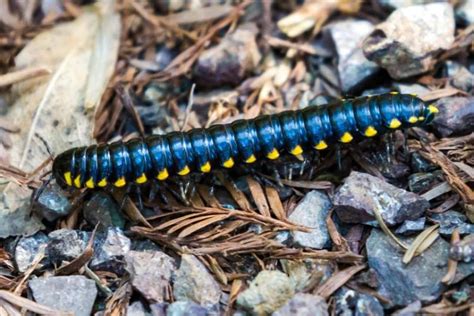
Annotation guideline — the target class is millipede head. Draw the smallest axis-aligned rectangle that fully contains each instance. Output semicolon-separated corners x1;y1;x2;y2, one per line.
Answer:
52;149;74;189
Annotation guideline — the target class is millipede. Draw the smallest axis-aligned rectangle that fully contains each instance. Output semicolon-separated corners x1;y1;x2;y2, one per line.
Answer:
52;92;439;189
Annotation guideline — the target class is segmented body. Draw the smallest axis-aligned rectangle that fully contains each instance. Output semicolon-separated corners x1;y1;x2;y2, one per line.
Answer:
53;92;439;189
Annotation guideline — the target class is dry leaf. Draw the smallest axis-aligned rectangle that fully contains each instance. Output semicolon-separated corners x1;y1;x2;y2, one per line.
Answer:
402;224;439;264
0;0;120;237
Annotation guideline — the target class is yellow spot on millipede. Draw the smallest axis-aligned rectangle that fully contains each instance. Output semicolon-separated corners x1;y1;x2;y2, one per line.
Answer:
74;175;81;188
114;177;126;187
428;104;439;114
64;172;72;186
340;132;353;143
157;169;169;180
136;173;147;184
267;148;279;160
290;145;303;156
408;116;418;124
85;178;95;189
389;118;402;129
245;155;256;164
364;126;378;137
178;166;190;176
223;158;234;168
315;140;328;150
200;162;211;173
98;178;107;187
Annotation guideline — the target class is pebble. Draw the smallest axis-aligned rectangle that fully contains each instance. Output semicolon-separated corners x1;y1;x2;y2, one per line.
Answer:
394;83;430;96
288;190;332;249
431;211;474;236
34;183;71;221
125;250;176;303
14;232;49;272
281;259;333;292
166;301;209;316
410;152;438;173
363;3;455;79
446;61;474;93
395;217;426;236
456;0;474;24
236;270;295;315
333;171;429;226
273;293;328;316
173;254;222;307
29;275;97;316
90;227;131;273
407;172;442;193
47;229;89;265
431;97;474;137
334;287;384;316
126;301;148;316
83;192;125;229
326;20;379;92
366;229;474;307
193;23;261;87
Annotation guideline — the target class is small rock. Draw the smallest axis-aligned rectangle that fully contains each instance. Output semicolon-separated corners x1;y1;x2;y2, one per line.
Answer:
90;227;131;273
333;171;429;226
456;0;474;24
289;190;332;249
326;20;379;92
392;300;422;316
366;229;474;307
431;211;474;236
127;301;148;316
394;83;430;96
236;270;295;315
166;301;208;316
281;259;333;292
446;61;474;93
431;97;474;137
83;192;125;229
194;23;261;87
34;183;71;221
449;235;474;263
125;250;176;303
47;229;89;265
29;275;97;316
363;3;455;79
408;172;441;193
173;254;221;307
14;232;49;272
334;288;384;316
273;293;328;316
131;239;161;252
410;152;438;173
395;217;426;235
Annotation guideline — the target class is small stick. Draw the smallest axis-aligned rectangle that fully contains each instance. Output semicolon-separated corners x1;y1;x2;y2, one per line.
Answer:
0;67;51;87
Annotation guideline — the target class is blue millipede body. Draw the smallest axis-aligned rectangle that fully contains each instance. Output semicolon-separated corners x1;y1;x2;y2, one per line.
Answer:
52;93;439;189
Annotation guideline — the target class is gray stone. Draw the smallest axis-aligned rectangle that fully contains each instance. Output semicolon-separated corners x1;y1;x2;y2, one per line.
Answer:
333;171;429;226
366;229;474;307
273;293;328;316
194;23;261;87
289;191;332;249
127;301;149;316
326;20;379;92
449;235;474;263
90;227;131;273
29;275;97;316
363;3;455;79
446;61;474;93
456;0;474;24
173;254;221;307
432;97;474;137
334;288;384;316
395;217;426;235
47;229;89;265
83;192;125;229
125;250;176;303
408;172;441;193
14;232;49;272
34;183;71;221
394;83;430;96
166;301;208;316
281;259;333;292
236;270;295;315
431;211;474;236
